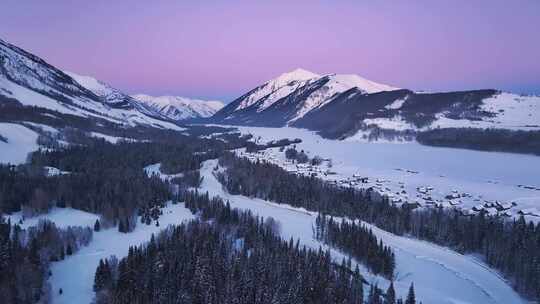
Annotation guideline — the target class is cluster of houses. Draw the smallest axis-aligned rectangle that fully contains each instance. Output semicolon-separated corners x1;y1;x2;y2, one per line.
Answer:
238;149;337;178
237;147;535;220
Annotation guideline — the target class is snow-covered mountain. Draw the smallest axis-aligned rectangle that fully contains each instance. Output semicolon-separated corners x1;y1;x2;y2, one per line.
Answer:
132;94;223;121
211;68;540;140
0;38;182;131
211;68;399;126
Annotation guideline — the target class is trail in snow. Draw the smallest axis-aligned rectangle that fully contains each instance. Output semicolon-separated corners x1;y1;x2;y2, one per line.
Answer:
200;159;524;304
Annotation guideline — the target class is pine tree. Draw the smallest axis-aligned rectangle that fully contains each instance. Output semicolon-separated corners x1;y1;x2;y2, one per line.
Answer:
405;283;415;304
386;281;396;304
118;219;125;233
94;219;101;232
66;244;73;256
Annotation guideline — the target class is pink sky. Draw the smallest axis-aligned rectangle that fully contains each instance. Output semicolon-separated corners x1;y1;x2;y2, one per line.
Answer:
2;0;539;101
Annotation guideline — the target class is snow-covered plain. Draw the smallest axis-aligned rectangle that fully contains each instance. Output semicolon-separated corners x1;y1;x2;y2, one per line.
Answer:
230;126;540;221
200;159;524;304
0;122;39;164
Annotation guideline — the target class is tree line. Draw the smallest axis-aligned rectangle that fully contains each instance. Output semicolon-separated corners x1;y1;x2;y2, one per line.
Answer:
315;214;395;279
417;127;540;156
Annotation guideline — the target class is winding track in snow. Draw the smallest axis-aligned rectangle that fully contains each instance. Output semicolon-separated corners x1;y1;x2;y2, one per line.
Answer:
200;159;524;304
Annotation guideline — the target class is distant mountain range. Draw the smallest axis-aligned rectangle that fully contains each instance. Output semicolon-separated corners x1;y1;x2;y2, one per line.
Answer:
210;68;540;141
131;94;222;121
65;72;223;121
1;36;539;149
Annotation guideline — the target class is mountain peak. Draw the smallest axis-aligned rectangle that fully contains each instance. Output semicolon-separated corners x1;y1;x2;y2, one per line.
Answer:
272;68;320;85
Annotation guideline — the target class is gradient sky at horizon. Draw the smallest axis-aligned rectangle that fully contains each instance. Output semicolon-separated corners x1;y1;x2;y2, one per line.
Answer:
2;0;539;101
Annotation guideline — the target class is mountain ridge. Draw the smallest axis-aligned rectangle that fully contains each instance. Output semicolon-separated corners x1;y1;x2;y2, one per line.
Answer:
210;68;540;141
132;94;223;121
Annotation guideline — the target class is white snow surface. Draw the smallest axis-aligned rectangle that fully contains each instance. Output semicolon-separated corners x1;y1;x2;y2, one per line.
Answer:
6;207;99;230
64;71;123;105
363;115;417;131
479;92;540;129
0;76;87;117
0;122;39;164
289;73;399;122
222;126;540;222
144;163;184;181
385;96;408;110
89;132;135;144
48;202;195;304
200;159;524;304
132;94;224;120
44;166;70;176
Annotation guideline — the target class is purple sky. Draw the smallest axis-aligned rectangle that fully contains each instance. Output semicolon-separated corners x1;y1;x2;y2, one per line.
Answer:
2;0;539;101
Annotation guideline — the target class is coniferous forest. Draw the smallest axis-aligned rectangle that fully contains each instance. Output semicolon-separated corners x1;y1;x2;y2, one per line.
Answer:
0;129;254;303
94;192;416;304
315;214;395;279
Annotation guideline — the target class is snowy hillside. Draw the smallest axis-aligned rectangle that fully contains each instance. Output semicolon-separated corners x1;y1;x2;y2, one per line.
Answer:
356;92;540;133
235;68;320;112
64;71;134;108
288;73;399;122
132;94;223;120
0;122;39;164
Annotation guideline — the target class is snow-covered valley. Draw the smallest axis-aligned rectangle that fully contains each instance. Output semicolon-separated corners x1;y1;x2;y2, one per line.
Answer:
197;159;523;304
1;139;535;303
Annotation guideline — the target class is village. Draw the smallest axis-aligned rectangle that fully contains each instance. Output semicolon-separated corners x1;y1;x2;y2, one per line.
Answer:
235;146;537;220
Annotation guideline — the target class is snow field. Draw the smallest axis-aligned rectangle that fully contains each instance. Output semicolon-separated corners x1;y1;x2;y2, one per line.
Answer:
0;122;40;164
